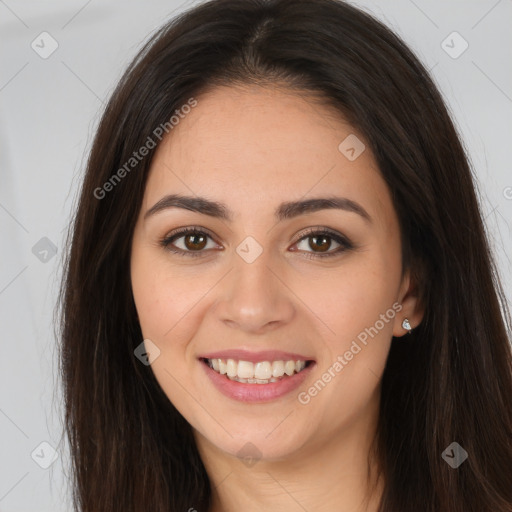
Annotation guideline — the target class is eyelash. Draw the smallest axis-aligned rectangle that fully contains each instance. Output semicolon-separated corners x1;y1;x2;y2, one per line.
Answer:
159;225;354;260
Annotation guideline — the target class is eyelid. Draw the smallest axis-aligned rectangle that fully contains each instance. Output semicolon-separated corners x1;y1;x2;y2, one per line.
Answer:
292;225;351;246
164;225;218;241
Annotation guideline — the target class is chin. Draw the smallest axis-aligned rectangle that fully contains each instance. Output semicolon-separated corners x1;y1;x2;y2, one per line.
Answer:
197;420;311;463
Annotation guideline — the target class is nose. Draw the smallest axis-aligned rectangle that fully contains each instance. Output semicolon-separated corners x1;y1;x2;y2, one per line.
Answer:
213;249;296;335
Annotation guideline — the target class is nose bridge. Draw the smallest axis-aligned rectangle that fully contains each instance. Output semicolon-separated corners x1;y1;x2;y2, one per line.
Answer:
216;241;294;332
233;247;274;298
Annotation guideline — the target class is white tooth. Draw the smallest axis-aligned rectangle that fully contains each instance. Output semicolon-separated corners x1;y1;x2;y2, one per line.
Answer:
213;358;305;381
227;359;237;377
284;360;296;376
272;360;285;377
254;361;272;380
237;360;254;379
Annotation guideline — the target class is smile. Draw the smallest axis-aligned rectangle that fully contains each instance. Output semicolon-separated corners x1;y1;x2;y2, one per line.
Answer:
203;358;312;384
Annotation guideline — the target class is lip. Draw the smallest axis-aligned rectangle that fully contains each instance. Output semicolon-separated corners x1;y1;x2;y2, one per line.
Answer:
199;358;316;403
198;349;315;364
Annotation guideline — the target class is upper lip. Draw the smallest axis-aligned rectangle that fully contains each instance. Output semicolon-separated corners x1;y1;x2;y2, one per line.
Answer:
199;349;315;363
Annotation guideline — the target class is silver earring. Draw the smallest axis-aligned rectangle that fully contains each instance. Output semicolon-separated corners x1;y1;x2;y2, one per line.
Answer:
402;318;412;334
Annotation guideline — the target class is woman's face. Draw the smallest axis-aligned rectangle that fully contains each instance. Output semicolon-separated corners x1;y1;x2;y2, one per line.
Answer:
130;85;421;462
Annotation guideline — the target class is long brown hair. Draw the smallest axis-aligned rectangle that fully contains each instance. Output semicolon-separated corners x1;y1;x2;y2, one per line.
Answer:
57;0;512;510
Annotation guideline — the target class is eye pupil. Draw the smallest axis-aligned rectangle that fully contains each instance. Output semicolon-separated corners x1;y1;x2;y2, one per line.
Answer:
310;235;331;252
185;233;207;250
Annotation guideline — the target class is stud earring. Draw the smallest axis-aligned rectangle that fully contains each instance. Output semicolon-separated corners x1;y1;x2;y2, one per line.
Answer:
402;318;412;334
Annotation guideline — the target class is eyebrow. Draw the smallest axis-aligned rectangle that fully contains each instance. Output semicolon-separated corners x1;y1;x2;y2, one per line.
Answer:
144;193;372;223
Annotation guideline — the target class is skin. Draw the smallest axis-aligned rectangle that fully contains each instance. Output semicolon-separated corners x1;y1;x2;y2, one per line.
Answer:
130;84;424;511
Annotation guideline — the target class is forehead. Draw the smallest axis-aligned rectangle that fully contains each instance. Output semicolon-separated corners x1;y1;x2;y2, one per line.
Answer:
143;85;391;227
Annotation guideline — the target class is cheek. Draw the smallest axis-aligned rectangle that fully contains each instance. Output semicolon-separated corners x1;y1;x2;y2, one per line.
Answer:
130;248;207;416
131;246;207;341
298;250;400;346
295;248;400;420
298;251;397;368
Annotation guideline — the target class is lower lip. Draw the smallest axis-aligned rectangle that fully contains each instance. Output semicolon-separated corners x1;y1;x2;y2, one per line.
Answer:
200;359;316;403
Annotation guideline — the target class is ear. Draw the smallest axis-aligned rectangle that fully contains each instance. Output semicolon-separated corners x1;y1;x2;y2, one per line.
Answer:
392;268;425;337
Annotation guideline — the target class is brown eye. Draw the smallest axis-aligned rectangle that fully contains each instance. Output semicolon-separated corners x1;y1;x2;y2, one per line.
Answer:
183;233;207;251
293;228;353;259
308;234;332;252
295;232;342;254
161;228;218;256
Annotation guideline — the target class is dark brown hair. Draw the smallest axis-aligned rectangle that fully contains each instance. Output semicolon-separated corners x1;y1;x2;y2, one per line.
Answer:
57;0;512;510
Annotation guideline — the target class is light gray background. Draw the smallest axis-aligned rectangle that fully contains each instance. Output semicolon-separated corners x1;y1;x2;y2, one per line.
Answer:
1;1;511;510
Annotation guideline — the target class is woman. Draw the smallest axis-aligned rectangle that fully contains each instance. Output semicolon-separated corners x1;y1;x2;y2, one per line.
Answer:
58;0;512;510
